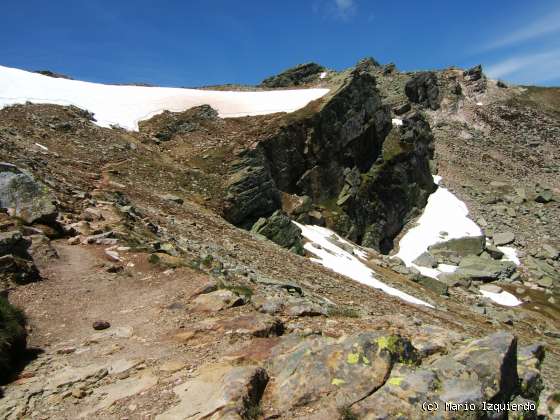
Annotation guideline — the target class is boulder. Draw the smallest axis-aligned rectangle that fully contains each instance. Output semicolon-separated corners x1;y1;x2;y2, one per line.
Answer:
0;254;40;288
405;72;440;110
493;231;515;246
534;188;553;203
267;332;417;412
156;364;268;420
0;231;31;257
393;102;411;115
251;211;304;255
485;244;505;260
456;255;516;281
412;251;437;268
0;163;57;224
417;276;448;295
429;331;518;405
190;289;246;312
542;244;559;260
428;235;485;259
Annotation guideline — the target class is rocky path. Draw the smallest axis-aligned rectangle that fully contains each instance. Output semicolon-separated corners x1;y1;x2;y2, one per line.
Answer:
1;242;208;419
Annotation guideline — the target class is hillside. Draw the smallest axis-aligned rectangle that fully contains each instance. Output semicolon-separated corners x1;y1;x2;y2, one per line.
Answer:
0;60;559;419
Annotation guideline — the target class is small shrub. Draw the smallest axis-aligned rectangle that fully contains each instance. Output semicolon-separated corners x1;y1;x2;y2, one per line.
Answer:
0;296;27;382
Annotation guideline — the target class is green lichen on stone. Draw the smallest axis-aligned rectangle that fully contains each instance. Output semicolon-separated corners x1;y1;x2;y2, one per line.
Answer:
347;352;360;364
374;335;400;352
331;378;346;386
387;377;404;387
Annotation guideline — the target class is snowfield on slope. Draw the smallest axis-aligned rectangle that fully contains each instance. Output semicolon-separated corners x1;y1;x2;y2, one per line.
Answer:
294;223;434;308
0;65;329;131
395;175;522;307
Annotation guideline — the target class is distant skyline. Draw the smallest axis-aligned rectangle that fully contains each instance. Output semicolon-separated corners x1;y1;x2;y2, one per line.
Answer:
1;0;559;87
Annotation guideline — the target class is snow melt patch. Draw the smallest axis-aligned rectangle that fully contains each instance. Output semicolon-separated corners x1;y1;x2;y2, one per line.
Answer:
498;246;520;265
294;222;433;308
396;175;482;274
480;289;523;307
0;65;329;131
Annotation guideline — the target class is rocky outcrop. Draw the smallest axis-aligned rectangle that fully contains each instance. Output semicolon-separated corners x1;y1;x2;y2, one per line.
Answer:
260;63;326;88
224;59;436;253
405;72;441;110
463;64;487;92
0;163;57;225
251;211;304;255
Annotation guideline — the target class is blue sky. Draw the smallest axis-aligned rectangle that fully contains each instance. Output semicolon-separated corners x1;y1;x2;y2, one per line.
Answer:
1;0;559;87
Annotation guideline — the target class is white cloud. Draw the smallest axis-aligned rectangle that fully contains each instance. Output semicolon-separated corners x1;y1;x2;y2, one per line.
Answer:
482;8;560;52
335;0;354;12
333;0;356;19
485;49;560;84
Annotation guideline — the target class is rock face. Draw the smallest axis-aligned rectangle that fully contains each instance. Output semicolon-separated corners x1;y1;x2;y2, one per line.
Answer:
260;63;326;88
405;72;441;110
0;163;57;224
225;59;436;253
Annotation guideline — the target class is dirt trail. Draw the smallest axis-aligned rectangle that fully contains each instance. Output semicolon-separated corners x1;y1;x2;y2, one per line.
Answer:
1;242;211;419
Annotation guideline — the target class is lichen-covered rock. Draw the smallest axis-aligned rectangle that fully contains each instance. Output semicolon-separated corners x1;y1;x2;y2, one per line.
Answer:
0;163;57;224
266;332;417;412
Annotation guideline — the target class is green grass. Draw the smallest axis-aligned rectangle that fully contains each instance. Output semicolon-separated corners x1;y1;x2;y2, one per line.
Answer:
0;296;27;382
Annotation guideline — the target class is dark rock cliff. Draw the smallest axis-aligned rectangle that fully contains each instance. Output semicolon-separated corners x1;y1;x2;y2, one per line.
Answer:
224;59;436;252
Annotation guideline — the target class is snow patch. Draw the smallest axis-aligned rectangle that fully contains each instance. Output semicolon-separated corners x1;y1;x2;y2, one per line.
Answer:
480;289;523;306
391;118;403;126
498;246;520;265
295;222;434;308
319;72;327;79
0;65;329;131
395;175;482;272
